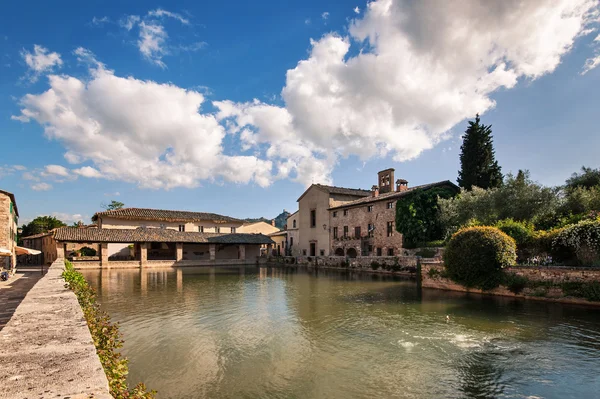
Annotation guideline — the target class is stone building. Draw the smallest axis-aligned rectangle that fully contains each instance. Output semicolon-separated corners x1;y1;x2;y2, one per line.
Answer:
92;207;246;258
329;169;458;258
286;211;300;256
21;232;57;265
0;189;19;271
237;220;280;235
296;184;371;256
289;169;458;258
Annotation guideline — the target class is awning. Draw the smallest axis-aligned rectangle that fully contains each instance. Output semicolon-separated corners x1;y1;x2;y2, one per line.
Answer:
0;248;11;257
15;246;41;255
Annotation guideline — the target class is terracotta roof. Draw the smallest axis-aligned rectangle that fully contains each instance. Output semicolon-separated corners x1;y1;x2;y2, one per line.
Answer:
93;207;243;223
0;189;18;217
21;232;53;240
297;184;371;202
328;181;459;210
53;227;274;244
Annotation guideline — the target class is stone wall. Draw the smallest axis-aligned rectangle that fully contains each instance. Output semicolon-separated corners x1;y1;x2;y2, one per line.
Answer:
421;262;600;306
330;196;402;257
280;255;419;275
0;258;112;398
0;192;17;270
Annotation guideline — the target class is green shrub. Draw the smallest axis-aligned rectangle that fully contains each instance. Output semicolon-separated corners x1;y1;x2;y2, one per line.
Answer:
427;268;440;278
62;261;155;399
495;219;534;246
371;261;380;270
502;272;529;294
79;246;97;256
415;248;437;258
561;281;600;301
421;240;446;247
553;219;600;265
444;226;517;290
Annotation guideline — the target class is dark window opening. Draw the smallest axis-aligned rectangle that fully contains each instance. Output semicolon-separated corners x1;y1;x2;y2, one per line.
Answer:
343;226;349;238
310;243;316;257
310;209;316;228
333;227;338;239
354;226;361;238
377;247;382;256
367;205;373;212
387;248;394;256
179;224;185;232
387;221;393;237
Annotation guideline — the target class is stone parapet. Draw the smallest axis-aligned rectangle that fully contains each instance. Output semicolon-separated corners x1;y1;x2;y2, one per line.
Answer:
0;258;112;398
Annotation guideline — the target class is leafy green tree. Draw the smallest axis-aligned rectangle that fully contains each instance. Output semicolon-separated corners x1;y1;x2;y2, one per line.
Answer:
20;216;66;238
395;186;458;247
565;166;600;191
103;200;125;210
439;172;559;235
457;114;503;190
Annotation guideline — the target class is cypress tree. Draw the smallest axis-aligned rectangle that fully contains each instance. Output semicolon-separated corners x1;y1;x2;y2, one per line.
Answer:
457;114;503;190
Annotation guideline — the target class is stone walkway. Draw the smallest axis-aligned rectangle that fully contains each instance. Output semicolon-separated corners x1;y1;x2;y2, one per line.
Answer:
0;267;46;330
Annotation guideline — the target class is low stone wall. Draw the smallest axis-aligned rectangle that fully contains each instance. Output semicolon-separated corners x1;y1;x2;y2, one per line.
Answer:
421;262;600;306
0;258;112;398
274;255;422;276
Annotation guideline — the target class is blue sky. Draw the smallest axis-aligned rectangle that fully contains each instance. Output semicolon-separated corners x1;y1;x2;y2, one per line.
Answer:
1;0;600;225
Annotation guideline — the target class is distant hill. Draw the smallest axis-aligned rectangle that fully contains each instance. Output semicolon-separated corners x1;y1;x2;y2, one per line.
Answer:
244;210;290;230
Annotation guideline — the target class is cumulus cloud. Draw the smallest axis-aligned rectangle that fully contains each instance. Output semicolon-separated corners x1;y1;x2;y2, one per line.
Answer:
216;0;600;185
322;12;330;20
13;0;600;189
31;182;52;191
582;33;600;74
20;44;62;82
73;166;102;178
13;53;273;189
120;15;140;31
44;164;69;176
354;7;360;14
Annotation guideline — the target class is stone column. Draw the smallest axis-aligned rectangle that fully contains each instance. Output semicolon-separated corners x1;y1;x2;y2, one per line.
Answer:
56;242;65;259
209;244;216;260
239;244;246;261
267;244;273;256
100;243;109;267
140;242;148;267
176;242;183;261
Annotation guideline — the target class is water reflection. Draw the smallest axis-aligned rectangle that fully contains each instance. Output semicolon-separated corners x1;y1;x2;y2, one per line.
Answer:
82;266;600;399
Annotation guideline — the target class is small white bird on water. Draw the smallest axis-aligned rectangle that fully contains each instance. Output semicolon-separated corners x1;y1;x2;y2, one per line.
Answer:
446;315;450;322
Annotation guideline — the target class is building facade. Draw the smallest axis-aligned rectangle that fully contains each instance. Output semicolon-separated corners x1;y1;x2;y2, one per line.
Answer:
0;190;19;271
21;232;58;265
290;169;458;258
286;211;300;256
93;208;246;258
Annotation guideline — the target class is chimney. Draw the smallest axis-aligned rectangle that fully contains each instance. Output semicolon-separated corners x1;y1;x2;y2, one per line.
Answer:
271;219;276;227
371;185;379;197
396;179;408;192
377;168;395;194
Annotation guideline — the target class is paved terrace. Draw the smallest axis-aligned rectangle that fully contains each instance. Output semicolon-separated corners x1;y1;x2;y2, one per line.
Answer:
0;258;112;399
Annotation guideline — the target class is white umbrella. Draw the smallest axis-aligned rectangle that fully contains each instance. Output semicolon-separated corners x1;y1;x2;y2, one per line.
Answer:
15;246;41;255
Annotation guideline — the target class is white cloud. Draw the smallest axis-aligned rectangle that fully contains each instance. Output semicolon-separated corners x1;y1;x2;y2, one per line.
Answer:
119;9;198;67
51;212;87;225
13;1;600;189
354;7;360;14
44;164;69;176
147;8;189;25
73;166;102;178
20;45;62;82
31;182;52;191
13;165;27;171
138;22;168;68
120;15;140;31
322;12;330;20
91;16;110;25
582;33;600;74
216;0;600;186
13;55;273;189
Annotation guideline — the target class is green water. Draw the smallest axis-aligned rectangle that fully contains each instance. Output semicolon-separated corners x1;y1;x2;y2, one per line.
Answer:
82;266;600;399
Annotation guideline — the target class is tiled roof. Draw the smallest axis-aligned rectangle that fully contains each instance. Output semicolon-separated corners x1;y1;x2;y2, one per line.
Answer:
268;230;288;237
53;227;274;244
0;189;18;217
328;181;459;210
21;232;53;240
93;207;243;223
297;184;371;202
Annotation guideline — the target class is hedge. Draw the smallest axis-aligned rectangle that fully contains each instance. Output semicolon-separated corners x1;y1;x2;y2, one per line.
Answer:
443;226;517;290
62;260;155;399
